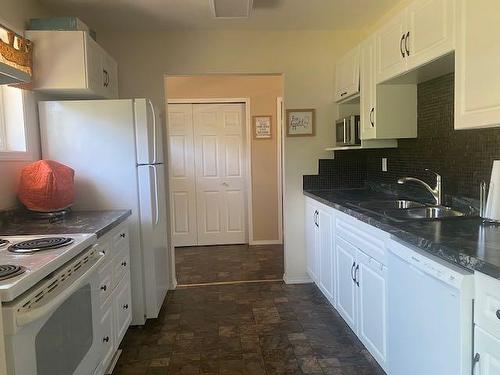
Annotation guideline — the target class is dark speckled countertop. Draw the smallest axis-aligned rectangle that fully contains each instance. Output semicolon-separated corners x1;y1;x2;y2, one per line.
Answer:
304;188;500;280
0;210;132;238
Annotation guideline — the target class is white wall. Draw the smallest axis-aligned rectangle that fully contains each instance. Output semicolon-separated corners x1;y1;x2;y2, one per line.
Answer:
99;30;364;281
0;0;50;210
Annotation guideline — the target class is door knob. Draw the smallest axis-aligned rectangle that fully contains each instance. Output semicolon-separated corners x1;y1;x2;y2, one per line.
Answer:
221;182;229;187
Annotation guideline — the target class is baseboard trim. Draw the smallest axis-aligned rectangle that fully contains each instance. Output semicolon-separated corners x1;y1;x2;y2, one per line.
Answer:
177;279;283;288
283;273;313;284
249;240;283;246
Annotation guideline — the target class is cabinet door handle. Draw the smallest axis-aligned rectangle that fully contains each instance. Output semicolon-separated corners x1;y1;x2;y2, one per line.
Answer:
100;285;107;291
400;34;406;58
472;353;480;371
369;108;375;127
340;91;348;97
120;233;126;238
103;336;110;343
496;310;500;320
351;262;356;283
103;69;109;87
123;304;129;310
405;31;410;56
355;264;360;287
121;261;127;267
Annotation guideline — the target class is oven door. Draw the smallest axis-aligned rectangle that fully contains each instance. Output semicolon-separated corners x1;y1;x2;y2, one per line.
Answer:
4;252;105;375
335;118;352;146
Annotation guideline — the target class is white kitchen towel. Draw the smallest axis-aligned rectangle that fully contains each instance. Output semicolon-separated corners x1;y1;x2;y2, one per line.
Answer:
485;160;500;221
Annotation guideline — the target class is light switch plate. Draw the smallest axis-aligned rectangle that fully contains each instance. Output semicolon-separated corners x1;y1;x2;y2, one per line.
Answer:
382;158;388;172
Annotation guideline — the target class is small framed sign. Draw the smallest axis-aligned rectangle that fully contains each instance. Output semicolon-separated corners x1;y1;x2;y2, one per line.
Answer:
286;109;315;137
253;115;272;139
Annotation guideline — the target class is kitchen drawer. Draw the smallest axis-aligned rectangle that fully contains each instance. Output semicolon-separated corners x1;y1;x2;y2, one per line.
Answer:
335;211;389;266
475;272;500;338
100;297;115;371
112;225;129;252
113;247;130;288
114;274;132;345
98;260;113;306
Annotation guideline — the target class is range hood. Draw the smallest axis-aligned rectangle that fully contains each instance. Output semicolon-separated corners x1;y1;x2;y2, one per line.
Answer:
0;26;32;85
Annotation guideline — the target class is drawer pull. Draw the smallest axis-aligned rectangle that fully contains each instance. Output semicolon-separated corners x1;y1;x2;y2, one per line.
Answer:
121;261;127;267
120;233;126;238
496;310;500;320
123;304;129;310
103;336;110;343
100;285;107;291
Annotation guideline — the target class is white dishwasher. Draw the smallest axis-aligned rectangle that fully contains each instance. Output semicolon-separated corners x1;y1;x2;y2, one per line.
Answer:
387;238;474;375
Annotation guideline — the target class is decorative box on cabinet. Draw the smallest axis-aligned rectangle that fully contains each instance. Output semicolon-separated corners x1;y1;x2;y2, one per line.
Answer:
25;30;118;99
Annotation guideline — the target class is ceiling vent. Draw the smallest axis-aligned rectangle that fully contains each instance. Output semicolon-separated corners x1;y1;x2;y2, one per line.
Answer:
210;0;253;18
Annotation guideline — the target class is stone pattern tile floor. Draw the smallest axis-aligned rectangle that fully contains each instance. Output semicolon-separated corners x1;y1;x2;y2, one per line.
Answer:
113;282;385;375
175;245;284;285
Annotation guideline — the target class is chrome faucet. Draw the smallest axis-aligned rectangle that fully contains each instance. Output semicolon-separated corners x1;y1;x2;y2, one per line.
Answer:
397;169;442;206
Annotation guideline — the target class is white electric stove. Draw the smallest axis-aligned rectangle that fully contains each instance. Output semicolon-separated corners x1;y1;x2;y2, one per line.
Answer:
0;233;97;302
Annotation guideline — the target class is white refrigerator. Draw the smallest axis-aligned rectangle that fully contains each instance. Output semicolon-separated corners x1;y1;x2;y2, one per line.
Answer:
39;98;169;326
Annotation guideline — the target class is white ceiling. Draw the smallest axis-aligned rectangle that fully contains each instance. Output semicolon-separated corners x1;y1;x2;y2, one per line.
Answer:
39;0;400;32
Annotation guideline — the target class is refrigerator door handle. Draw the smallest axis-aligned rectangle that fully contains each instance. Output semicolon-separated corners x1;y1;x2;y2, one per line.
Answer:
147;99;157;164
149;165;160;226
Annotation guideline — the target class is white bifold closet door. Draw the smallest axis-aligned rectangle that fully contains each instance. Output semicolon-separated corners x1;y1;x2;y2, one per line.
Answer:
168;103;247;247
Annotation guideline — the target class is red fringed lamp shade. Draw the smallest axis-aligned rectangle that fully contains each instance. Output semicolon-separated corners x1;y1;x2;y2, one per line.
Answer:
18;160;75;212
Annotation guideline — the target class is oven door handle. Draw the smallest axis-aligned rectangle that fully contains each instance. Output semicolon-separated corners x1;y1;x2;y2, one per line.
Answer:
16;250;105;327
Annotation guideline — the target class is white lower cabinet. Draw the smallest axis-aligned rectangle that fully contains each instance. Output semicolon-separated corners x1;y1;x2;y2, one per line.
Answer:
304;197;388;371
335;237;358;331
100;297;115;371
318;209;335;304
305;197;335;305
474;272;500;375
114;275;133;345
96;221;132;373
356;250;388;369
474;326;500;375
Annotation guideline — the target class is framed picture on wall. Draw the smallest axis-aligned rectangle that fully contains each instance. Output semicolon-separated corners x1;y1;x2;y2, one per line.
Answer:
253;115;272;139
286;109;315;137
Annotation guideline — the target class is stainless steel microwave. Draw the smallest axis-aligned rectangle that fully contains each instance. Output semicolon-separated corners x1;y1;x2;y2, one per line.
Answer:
335;115;361;147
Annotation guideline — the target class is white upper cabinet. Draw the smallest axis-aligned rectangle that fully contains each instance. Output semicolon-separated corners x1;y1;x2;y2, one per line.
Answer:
376;0;454;84
335;45;360;102
406;0;455;71
376;10;407;84
25;30;118;99
455;0;500;129
361;37;417;141
360;37;376;140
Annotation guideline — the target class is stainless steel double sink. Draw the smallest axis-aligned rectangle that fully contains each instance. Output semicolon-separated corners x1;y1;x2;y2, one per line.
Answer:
350;199;466;221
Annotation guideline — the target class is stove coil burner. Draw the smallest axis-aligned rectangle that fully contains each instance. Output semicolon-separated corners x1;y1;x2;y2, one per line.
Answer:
0;239;10;249
0;265;26;280
8;237;74;254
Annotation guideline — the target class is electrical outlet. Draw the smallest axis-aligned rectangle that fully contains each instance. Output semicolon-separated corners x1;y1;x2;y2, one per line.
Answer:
382;158;388;172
